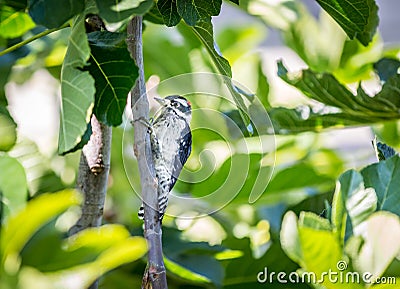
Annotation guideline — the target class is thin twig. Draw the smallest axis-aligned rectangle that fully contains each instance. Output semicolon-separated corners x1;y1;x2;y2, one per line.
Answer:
127;16;168;289
0;23;69;57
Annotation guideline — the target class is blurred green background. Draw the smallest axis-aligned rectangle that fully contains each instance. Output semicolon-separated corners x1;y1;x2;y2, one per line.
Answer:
1;0;400;288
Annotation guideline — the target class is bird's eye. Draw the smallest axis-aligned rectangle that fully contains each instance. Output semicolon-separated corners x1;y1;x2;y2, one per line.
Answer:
172;101;179;107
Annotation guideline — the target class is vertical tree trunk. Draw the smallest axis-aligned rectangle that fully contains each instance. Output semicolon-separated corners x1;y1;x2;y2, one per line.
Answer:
127;16;168;289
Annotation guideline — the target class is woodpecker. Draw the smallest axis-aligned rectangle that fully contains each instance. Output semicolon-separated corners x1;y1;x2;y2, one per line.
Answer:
138;95;192;222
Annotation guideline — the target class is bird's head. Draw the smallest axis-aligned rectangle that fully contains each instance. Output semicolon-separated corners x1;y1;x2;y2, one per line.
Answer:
154;95;192;122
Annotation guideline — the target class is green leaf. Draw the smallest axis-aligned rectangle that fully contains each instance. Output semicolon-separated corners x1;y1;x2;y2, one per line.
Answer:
162;228;226;286
143;4;164;24
281;211;357;289
191;18;231;77
280;211;303;264
298;226;354;289
96;0;153;23
0;155;28;220
164;257;211;284
176;0;221;26
90;236;147;273
4;0;27;11
66;224;131;251
299;211;332;231
284;4;347;73
278;61;400;114
86;31;138;126
0;6;35;38
315;0;379;46
361;155;400;216
28;0;84;29
18;232;147;289
331;182;346;240
166;255;224;286
352;212;400;281
266;163;334;195
274;61;400;134
163;228;225;256
157;0;182;27
339;170;377;237
190;18;251;131
223;236;301;287
256;57;270;109
0;109;17;151
58;14;95;155
1;189;82;263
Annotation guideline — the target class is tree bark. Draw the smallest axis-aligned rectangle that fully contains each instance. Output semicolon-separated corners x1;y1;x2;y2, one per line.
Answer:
69;115;111;235
127;16;168;289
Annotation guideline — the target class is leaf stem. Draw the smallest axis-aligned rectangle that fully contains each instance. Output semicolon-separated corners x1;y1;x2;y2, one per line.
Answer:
0;23;70;57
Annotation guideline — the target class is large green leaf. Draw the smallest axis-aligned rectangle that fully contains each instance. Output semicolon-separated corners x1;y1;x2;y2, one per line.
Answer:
279;61;400;115
28;0;84;28
361;155;400;216
13;223;147;289
315;0;379;46
86;31;138;126
0;5;35;38
352;212;400;281
0;155;28;221
58;13;95;155
176;0;222;26
96;0;153;23
1;189;82;263
281;211;361;289
157;0;181;27
273;61;400;134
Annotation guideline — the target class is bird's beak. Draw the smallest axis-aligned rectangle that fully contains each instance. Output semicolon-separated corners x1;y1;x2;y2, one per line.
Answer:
154;97;168;105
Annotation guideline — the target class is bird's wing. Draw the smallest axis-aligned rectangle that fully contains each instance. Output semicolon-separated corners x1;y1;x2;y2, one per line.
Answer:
170;130;192;190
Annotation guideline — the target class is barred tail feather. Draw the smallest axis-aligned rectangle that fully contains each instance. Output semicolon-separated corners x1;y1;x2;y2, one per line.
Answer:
137;198;168;221
138;204;144;219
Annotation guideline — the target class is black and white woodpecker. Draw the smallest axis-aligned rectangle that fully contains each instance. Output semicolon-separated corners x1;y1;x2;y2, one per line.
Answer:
138;95;192;222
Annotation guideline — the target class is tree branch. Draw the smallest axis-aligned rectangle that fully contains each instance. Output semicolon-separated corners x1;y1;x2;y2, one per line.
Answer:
127;16;168;289
68;115;112;289
69;115;112;235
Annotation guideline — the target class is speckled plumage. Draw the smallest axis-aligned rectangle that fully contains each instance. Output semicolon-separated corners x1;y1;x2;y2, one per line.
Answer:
138;95;192;221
